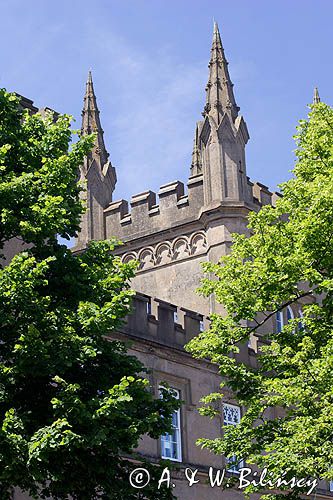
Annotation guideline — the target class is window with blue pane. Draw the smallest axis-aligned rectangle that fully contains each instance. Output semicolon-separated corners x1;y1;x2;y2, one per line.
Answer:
276;311;284;333
159;387;182;462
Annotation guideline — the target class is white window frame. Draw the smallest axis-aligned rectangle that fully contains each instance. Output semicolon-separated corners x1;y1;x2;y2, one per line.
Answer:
287;305;295;333
286;305;294;322
223;403;243;473
159;386;182;462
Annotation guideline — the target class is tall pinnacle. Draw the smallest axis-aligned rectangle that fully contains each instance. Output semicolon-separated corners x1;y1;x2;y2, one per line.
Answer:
81;70;109;167
203;21;239;125
313;87;321;104
190;122;202;176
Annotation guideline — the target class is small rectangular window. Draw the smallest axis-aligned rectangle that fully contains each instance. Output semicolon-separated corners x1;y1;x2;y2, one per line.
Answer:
160;387;182;462
199;320;204;332
223;403;243;472
146;300;152;315
329;480;333;492
173;311;179;323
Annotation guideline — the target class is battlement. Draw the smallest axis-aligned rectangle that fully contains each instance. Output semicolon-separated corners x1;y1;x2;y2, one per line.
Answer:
104;174;265;244
104;174;205;241
252;181;281;207
253;181;273;206
119;292;209;348
117;293;262;356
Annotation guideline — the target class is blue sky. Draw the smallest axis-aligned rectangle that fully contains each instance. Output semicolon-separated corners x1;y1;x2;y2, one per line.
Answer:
1;0;332;201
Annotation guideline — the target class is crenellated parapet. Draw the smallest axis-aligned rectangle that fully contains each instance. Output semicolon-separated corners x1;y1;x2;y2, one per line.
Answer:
117;293;264;355
118;292;209;347
104;176;278;247
104;175;204;241
253;181;273;206
252;181;281;207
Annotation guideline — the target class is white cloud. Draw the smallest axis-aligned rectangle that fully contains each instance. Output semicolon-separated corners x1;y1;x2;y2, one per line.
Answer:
86;29;207;200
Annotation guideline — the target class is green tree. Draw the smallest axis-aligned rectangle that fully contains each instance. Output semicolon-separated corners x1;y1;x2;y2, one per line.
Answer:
187;102;333;498
0;90;178;499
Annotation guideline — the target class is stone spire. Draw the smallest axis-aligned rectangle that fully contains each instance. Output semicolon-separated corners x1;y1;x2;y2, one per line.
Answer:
81;70;109;168
203;21;239;125
76;71;116;248
313;87;321;104
193;22;250;204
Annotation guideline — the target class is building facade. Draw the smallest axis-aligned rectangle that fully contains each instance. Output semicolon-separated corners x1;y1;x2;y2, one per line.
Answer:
13;23;330;500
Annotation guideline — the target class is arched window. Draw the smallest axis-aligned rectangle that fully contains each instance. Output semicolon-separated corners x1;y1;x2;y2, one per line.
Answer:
276;311;284;333
287;306;294;322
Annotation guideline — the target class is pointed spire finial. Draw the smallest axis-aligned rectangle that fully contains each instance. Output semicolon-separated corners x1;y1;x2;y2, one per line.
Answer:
77;70;117;248
313;86;320;104
190;122;202;176
81;70;109;168
203;21;239;124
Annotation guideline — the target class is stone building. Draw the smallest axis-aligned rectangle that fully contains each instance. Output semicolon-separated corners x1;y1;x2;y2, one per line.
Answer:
13;22;330;500
70;22;330;500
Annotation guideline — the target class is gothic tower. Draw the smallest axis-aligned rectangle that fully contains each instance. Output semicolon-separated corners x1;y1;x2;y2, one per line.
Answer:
76;23;266;315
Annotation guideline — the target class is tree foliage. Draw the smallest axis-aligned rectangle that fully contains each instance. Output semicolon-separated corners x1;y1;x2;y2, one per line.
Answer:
186;102;333;498
0;90;177;499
